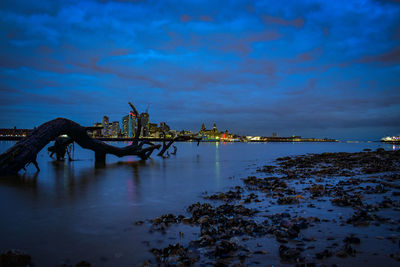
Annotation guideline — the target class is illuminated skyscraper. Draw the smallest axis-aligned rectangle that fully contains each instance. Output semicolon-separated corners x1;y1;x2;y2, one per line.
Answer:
111;121;120;137
129;112;137;137
121;113;137;137
102;116;109;137
121;115;129;137
140;113;149;137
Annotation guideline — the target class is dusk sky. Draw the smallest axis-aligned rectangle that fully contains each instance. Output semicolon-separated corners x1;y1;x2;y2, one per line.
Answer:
0;0;399;140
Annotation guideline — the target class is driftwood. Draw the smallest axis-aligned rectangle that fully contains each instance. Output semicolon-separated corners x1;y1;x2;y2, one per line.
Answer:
48;136;74;160
157;135;201;157
0;102;163;176
0;118;161;175
0;102;202;175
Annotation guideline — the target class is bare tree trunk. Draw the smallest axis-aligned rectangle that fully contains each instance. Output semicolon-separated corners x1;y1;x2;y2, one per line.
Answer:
157;135;201;157
171;145;177;155
0;102;202;175
129;101;142;140
0;118;160;176
48;136;74;160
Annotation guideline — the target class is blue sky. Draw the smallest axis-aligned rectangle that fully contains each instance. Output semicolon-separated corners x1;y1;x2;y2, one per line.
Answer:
0;0;399;140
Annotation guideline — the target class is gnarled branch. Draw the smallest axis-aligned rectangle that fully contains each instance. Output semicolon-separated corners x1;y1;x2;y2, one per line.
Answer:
0;118;161;176
157;134;201;157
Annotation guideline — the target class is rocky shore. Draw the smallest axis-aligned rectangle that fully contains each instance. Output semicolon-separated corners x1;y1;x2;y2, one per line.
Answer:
139;148;400;266
1;148;399;266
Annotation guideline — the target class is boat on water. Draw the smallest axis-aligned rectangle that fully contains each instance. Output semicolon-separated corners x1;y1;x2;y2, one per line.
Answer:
381;136;400;143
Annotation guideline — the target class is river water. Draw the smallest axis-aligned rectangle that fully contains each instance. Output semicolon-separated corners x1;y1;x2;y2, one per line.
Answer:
0;141;397;266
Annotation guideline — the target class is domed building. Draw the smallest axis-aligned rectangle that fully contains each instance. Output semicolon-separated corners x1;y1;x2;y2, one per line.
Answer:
199;123;233;141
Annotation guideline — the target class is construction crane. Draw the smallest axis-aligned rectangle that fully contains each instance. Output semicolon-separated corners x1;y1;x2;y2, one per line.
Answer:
128;102;139;116
145;102;151;114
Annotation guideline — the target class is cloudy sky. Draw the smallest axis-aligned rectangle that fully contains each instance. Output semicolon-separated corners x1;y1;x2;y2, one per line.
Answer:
0;0;399;140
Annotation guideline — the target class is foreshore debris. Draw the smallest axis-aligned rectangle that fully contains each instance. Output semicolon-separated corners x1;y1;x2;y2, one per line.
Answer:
138;148;400;265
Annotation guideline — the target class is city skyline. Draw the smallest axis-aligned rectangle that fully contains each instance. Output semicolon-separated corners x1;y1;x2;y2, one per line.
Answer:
0;0;399;140
93;111;230;139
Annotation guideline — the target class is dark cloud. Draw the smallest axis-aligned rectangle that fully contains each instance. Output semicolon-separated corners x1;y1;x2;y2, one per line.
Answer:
108;48;131;56
284;78;317;95
356;46;400;65
262;15;305;29
322;26;329;36
0;0;399;140
287;47;323;63
159;30;282;56
0;0;61;16
199;15;213;22
180;14;191;23
374;0;400;4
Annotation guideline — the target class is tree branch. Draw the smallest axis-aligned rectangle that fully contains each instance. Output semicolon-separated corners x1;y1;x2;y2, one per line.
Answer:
157;135;201;157
0;118;160;175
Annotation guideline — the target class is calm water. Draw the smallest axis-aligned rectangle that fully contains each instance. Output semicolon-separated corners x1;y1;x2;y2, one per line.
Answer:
0;141;397;266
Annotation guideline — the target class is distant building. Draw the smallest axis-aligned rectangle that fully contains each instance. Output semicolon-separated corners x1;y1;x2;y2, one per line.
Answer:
179;130;193;135
102;116;109;137
0;128;31;137
220;129;234;141
177;129;194;139
149;123;158;134
111;121;120;137
92;122;103;137
199;123;224;140
246;136;261;141
160;122;170;132
121;115;129;137
273;132;277;137
129;112;137;137
169;130;177;138
140;113;149;137
200;123;206;133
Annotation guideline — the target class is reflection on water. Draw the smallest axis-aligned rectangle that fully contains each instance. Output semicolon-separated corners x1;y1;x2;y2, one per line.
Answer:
0;172;38;188
0;141;395;266
215;142;220;186
393;145;400;151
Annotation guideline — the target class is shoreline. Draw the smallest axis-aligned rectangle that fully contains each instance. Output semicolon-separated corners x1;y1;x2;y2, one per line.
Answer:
0;136;341;143
137;148;400;265
1;147;399;266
